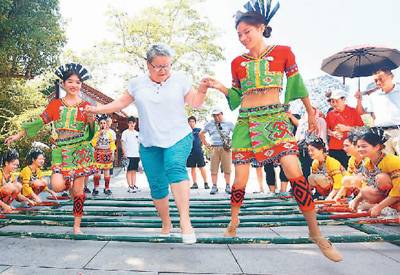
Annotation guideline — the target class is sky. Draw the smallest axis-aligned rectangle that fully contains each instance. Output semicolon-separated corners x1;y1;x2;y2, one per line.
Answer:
59;0;400;117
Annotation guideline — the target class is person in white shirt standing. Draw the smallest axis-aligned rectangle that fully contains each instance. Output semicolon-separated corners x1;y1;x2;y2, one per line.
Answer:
121;116;140;192
356;69;400;155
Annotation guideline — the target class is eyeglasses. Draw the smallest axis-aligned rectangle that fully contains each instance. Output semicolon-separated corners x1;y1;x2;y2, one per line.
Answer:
217;123;223;130
149;63;172;72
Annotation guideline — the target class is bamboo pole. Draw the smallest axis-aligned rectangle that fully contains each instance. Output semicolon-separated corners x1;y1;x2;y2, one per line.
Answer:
0;230;398;244
58;200;298;209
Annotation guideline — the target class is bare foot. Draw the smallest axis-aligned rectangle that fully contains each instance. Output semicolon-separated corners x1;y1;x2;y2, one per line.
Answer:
224;220;239;237
160;223;172;235
73;227;83;235
310;235;343;262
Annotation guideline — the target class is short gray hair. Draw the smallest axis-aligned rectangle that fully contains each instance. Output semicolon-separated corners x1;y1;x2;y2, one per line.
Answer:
146;44;175;63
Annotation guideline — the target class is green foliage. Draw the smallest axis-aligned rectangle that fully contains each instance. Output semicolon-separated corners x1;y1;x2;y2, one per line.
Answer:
68;0;225;119
0;79;52;166
108;0;224;81
0;0;66;79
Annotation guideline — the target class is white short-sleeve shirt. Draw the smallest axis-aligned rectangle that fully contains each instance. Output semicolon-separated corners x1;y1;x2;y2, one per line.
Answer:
365;84;400;127
128;71;192;148
121;129;140;157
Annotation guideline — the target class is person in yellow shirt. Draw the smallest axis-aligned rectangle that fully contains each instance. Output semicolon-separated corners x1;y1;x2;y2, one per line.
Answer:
350;128;400;217
308;138;346;201
0;149;34;212
91;115;117;196
334;132;365;201
19;149;57;203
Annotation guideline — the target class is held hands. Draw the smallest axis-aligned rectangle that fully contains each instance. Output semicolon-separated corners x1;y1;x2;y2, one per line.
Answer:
84;105;97;115
201;77;226;92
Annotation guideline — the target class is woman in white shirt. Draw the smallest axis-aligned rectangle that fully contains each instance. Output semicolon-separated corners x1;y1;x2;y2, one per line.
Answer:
86;44;209;244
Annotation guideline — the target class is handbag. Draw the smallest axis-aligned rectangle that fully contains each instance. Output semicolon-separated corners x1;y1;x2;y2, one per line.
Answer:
215;122;231;151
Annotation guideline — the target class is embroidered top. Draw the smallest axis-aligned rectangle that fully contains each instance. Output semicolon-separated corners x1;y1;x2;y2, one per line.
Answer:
347;156;366;176
362;153;400;197
0;169;17;188
19;166;47;197
227;45;308;110
311;156;346;190
92;130;117;151
21;99;94;146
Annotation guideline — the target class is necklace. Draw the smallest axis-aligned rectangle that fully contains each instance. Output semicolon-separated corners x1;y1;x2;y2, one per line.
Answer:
61;97;82;107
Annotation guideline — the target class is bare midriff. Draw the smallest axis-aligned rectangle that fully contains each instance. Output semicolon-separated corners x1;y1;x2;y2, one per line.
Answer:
241;88;281;108
56;130;84;141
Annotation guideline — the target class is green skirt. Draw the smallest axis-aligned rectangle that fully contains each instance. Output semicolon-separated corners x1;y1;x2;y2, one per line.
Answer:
51;140;96;182
232;104;298;166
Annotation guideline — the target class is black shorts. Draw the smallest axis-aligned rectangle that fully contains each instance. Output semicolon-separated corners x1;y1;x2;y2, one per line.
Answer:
186;152;206;168
127;157;140;171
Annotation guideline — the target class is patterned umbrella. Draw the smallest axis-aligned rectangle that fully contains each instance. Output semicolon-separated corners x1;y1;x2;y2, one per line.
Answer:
321;46;400;78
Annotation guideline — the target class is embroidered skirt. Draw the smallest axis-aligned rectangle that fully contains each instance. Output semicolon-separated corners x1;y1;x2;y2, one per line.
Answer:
232;104;299;166
52;140;96;182
94;148;114;170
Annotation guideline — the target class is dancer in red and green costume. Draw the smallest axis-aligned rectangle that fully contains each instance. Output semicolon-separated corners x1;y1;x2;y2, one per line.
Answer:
5;63;96;234
206;0;342;262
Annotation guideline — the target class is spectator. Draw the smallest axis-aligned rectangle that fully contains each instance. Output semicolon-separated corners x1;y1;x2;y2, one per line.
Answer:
121;116;140;193
187;116;209;190
199;108;234;195
325;90;364;168
355;69;400;155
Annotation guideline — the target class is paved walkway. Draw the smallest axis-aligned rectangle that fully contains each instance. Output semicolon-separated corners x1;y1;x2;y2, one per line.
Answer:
0;169;399;275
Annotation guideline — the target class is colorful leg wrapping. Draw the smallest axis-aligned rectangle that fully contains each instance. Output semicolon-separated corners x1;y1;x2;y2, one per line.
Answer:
289;176;315;212
104;176;111;190
73;194;85;217
230;184;246;207
93;174;100;189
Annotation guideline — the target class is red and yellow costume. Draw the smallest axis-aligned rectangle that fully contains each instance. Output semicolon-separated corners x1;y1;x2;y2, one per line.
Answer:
0;170;19;205
92;130;116;170
362;153;400;198
311;156;346;196
19;166;48;198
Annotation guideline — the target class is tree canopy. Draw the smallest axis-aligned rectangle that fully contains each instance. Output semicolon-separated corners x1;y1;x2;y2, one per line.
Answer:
0;0;66;79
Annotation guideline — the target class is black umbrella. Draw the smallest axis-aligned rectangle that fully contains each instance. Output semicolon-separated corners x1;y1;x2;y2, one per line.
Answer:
321;46;400;89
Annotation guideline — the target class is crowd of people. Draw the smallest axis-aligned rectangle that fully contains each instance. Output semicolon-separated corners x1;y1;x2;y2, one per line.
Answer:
2;0;400;263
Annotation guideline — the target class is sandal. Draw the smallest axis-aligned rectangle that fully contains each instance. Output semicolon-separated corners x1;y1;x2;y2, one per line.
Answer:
309;235;343;262
224;221;240;237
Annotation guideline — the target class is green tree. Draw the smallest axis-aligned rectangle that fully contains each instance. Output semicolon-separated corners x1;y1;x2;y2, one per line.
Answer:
71;0;224;122
0;0;66;79
0;78;52;165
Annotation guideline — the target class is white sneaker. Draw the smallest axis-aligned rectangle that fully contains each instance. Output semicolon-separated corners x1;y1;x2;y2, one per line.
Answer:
181;232;197;244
